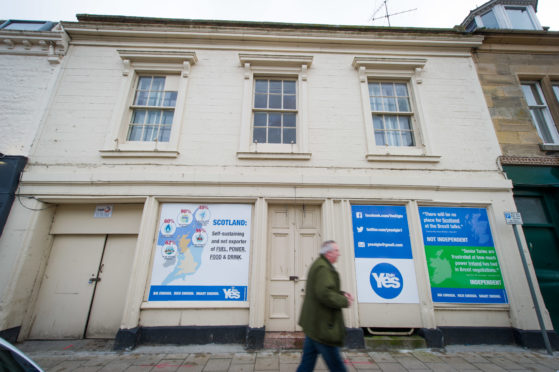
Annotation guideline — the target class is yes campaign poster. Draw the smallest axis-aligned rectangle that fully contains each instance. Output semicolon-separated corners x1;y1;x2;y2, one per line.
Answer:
419;206;508;304
149;203;251;301
352;205;419;303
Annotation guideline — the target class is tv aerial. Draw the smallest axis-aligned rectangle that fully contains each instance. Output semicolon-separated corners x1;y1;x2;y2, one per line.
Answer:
370;0;417;27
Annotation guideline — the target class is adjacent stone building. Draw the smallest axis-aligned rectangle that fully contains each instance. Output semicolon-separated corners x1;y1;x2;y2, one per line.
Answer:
464;0;559;333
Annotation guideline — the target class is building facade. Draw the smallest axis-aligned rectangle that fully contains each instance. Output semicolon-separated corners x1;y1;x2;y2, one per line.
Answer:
0;14;553;349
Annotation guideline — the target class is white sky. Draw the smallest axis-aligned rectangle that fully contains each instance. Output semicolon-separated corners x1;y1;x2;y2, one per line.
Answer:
2;0;558;31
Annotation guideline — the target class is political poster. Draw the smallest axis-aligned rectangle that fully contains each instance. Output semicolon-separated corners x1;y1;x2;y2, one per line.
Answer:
149;203;251;301
351;205;419;303
419;206;508;304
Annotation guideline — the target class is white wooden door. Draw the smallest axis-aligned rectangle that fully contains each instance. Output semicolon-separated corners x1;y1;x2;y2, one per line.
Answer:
266;205;321;331
29;235;106;339
85;235;136;338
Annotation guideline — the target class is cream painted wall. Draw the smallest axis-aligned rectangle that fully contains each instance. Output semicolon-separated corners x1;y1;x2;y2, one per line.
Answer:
2;22;549;341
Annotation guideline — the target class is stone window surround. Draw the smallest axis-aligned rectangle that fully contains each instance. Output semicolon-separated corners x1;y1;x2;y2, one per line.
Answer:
353;56;441;163
237;53;313;160
100;49;197;158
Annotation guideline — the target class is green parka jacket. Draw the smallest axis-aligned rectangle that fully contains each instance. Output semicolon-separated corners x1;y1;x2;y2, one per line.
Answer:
298;255;349;347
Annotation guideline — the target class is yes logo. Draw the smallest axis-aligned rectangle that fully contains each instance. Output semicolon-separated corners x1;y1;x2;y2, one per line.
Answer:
370;263;403;299
223;287;241;300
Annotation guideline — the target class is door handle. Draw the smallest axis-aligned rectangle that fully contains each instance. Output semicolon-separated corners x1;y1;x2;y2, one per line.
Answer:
88;277;101;284
289;276;299;282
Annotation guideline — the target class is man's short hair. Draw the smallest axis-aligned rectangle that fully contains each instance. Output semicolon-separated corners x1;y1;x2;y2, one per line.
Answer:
320;240;337;255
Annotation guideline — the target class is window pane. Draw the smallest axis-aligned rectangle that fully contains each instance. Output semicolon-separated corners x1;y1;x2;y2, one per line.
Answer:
163;92;177;107
531;109;554;143
162;111;174;124
395;83;408;97
383;97;397;112
397;97;410;112
134;91;148;106
269;95;282;109
553;85;559;102
381;83;394;97
369;83;381;96
253;128;266;143
283;128;296;144
402;131;414;146
481;10;499;28
255;80;268;93
143;125;157;141
514;196;549;224
373;115;384;130
148;91;163;106
387;131;400;146
375;131;386;145
269;113;281;127
398;116;411;130
284;81;296;94
268;128;281;143
131;109;146;124
284;113;296;127
506;7;535;30
254;112;267;126
385;115;398;129
284;95;296;109
127;125;143;141
270;80;282;93
138;77;152;90
370;97;383;111
147;110;161;124
159;125;171;142
152;77;165;90
254;94;267;108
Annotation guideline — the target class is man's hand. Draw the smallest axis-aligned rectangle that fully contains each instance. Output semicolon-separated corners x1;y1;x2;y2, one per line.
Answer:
344;292;354;307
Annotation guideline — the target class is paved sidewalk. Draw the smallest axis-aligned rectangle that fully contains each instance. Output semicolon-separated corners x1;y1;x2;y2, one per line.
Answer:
16;339;559;371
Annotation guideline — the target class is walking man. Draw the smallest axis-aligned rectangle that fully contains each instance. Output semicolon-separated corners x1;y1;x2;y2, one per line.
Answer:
296;240;354;372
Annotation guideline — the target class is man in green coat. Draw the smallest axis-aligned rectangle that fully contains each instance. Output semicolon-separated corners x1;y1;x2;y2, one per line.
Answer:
296;240;354;372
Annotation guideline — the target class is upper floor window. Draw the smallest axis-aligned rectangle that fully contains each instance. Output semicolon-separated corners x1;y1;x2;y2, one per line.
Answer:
127;76;178;142
369;82;414;147
100;50;197;158
353;56;440;163
237;53;312;160
521;82;559;145
253;79;297;145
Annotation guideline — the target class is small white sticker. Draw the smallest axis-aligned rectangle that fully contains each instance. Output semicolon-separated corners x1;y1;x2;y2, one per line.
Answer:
94;205;113;218
504;211;523;225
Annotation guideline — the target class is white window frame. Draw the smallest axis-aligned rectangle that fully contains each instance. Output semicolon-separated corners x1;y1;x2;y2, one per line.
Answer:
237;53;313;160
353;56;440;163
521;81;559;145
474;4;541;30
100;50;197;158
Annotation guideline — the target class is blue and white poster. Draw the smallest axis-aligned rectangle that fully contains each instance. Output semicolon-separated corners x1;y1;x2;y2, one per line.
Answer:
419;206;507;304
352;205;419;303
149;203;251;301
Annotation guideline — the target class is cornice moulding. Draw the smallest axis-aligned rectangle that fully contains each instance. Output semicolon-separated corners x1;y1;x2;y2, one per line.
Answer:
61;25;484;49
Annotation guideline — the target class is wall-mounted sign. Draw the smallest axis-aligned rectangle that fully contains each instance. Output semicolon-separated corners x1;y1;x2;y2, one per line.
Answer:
94;205;113;218
419;206;507;304
149;203;252;301
351;205;419;303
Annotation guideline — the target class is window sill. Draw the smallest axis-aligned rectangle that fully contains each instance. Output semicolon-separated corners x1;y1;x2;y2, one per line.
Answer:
237;151;311;160
366;153;441;163
539;144;559;152
100;149;179;158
